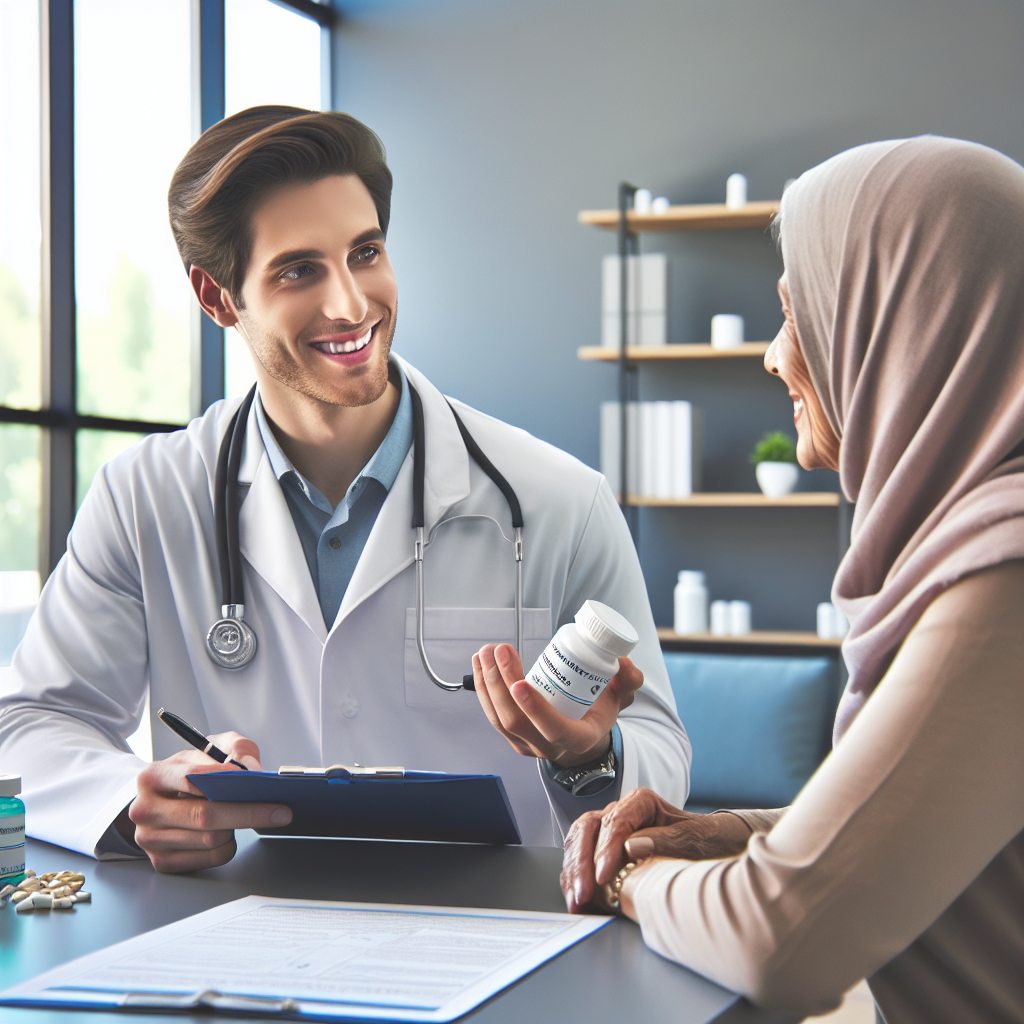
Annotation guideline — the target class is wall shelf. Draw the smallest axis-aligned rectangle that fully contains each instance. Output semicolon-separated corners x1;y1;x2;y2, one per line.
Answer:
579;200;780;232
658;628;842;649
630;492;840;508
578;342;770;361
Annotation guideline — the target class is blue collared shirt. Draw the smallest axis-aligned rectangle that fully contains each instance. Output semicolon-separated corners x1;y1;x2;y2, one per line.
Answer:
254;361;413;630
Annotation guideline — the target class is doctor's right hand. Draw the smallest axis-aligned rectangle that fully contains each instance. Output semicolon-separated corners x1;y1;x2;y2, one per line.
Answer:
127;732;292;874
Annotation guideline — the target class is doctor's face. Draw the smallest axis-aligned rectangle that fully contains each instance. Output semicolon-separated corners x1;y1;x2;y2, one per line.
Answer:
230;174;397;409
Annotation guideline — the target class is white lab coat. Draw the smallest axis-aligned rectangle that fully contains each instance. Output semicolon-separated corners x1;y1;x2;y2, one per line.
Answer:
0;358;690;855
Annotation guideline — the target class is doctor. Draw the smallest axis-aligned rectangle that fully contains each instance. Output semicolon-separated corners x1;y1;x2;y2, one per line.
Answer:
0;106;689;872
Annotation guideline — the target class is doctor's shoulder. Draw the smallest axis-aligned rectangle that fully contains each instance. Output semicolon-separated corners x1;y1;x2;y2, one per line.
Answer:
76;398;242;525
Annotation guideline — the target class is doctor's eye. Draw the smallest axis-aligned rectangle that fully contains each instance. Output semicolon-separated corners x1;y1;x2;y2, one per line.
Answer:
280;263;317;282
350;244;381;266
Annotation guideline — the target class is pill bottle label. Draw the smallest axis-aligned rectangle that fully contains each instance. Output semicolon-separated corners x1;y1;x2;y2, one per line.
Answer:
0;813;26;883
527;641;611;721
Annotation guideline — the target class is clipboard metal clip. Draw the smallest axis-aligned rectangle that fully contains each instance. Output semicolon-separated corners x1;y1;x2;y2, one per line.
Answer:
122;989;298;1013
278;763;406;780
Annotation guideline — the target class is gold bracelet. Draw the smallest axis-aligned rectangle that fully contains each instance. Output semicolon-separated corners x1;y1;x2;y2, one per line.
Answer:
607;861;637;910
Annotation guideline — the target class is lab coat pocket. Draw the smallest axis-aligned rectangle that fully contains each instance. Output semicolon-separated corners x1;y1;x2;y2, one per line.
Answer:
404;607;551;708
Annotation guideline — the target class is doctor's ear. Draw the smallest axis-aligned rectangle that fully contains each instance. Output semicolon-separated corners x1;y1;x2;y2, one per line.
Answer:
189;266;240;329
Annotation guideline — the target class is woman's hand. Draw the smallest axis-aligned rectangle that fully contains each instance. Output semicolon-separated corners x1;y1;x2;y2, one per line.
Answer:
560;788;753;914
472;643;644;767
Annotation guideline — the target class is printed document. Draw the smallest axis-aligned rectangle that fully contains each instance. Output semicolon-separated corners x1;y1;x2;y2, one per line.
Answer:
0;895;611;1022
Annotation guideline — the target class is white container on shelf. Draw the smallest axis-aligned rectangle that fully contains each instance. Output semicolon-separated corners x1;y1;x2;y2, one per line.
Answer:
601;254;667;349
652;196;670;214
674;571;709;635
728;601;752;636
755;461;799;498
710;314;744;350
633;188;653;214
725;173;747;209
817;602;849;639
710;600;730;636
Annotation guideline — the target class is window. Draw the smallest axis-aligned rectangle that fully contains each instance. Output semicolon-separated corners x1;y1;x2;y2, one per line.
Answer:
74;0;194;425
0;0;43;662
224;0;326;400
0;0;333;665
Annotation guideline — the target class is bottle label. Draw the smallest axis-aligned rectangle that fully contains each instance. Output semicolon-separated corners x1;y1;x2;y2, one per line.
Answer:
527;642;612;721
0;813;26;880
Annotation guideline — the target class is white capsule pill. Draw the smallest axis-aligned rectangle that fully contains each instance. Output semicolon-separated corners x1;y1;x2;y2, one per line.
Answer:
53;897;74;910
74;891;91;903
15;897;35;913
32;893;53;910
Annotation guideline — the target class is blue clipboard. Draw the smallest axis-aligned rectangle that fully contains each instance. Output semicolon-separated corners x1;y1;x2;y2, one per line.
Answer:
188;770;522;845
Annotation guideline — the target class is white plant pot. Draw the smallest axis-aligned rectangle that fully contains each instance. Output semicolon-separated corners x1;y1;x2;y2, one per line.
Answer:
755;461;799;498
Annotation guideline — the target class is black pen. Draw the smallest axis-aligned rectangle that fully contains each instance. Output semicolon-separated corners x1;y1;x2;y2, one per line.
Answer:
156;708;249;770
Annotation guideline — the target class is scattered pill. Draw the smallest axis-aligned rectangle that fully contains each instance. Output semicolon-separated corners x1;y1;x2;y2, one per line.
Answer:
4;868;91;915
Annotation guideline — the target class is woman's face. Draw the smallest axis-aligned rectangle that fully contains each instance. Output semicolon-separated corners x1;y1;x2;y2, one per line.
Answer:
764;275;841;472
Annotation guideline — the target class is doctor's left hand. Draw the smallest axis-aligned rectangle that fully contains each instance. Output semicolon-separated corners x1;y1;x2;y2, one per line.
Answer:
472;644;644;767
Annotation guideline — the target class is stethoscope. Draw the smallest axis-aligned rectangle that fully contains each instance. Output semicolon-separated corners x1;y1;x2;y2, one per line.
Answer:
206;382;524;692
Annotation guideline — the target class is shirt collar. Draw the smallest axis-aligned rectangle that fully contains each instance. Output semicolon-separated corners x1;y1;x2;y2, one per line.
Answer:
253;358;413;512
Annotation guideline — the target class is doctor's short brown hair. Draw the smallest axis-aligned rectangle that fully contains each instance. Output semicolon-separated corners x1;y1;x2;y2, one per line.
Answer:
168;106;392;301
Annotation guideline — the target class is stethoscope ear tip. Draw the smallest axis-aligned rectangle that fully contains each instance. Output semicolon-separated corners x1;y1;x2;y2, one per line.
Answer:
462;674;475;691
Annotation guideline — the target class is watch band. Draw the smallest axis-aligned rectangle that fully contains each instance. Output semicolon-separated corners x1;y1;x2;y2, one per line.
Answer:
547;746;617;797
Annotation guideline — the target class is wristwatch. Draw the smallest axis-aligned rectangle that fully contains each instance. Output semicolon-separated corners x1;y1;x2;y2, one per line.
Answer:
545;746;618;797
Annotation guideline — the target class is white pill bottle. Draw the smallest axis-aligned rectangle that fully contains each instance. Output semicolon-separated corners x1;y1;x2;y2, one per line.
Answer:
526;601;639;720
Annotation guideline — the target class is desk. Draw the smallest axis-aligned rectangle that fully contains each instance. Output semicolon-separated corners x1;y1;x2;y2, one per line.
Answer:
2;834;799;1024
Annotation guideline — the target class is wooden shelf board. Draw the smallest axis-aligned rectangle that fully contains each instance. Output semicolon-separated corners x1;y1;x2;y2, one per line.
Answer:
578;342;770;361
579;200;780;232
658;628;843;648
629;492;840;507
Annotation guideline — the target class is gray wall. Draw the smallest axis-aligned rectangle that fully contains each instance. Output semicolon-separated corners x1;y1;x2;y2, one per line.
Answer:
331;0;1024;630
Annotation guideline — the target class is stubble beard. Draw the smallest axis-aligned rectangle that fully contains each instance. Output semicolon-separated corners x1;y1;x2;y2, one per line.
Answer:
240;306;397;409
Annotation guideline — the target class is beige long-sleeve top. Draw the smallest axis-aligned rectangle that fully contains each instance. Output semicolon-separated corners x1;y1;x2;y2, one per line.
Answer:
629;560;1024;1021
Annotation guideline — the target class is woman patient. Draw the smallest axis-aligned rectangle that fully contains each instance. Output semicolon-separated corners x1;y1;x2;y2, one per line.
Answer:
561;136;1024;1023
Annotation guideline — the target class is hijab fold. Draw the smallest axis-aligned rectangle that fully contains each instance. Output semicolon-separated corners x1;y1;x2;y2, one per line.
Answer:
780;137;1024;742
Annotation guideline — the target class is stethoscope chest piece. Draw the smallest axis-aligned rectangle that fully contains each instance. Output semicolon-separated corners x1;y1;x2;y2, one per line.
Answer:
206;604;257;669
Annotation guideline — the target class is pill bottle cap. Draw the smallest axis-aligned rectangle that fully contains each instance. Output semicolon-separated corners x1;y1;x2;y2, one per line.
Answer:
677;571;706;586
0;775;22;797
575;601;639;658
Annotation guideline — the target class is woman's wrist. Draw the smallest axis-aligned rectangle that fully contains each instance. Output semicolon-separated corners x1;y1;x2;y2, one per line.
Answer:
616;856;661;921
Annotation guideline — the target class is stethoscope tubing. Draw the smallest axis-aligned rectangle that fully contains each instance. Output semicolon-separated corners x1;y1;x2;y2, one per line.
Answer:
209;381;524;688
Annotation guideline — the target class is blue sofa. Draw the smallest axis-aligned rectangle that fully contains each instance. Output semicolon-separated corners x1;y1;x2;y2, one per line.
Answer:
663;652;841;813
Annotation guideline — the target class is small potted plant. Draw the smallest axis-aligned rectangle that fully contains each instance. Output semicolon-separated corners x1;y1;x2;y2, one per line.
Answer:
750;431;799;497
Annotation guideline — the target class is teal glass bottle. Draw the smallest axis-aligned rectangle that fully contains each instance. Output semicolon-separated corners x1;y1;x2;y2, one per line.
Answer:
0;774;26;888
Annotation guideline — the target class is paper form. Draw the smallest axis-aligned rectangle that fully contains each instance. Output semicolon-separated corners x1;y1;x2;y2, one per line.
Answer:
0;896;612;1022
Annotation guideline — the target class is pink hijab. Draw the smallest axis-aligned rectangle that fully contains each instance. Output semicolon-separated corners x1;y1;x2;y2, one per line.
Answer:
780;136;1024;742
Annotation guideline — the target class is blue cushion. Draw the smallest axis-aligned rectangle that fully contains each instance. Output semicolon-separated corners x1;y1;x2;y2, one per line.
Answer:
664;652;838;809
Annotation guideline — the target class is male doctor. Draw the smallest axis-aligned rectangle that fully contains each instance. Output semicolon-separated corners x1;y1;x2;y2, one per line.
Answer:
0;107;689;872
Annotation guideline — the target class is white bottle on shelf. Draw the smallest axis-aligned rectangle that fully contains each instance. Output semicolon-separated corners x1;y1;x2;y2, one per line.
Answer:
728;600;752;636
674;571;709;635
710;600;730;636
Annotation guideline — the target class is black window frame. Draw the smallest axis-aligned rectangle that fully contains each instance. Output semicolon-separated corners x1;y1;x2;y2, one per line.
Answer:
0;0;335;580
